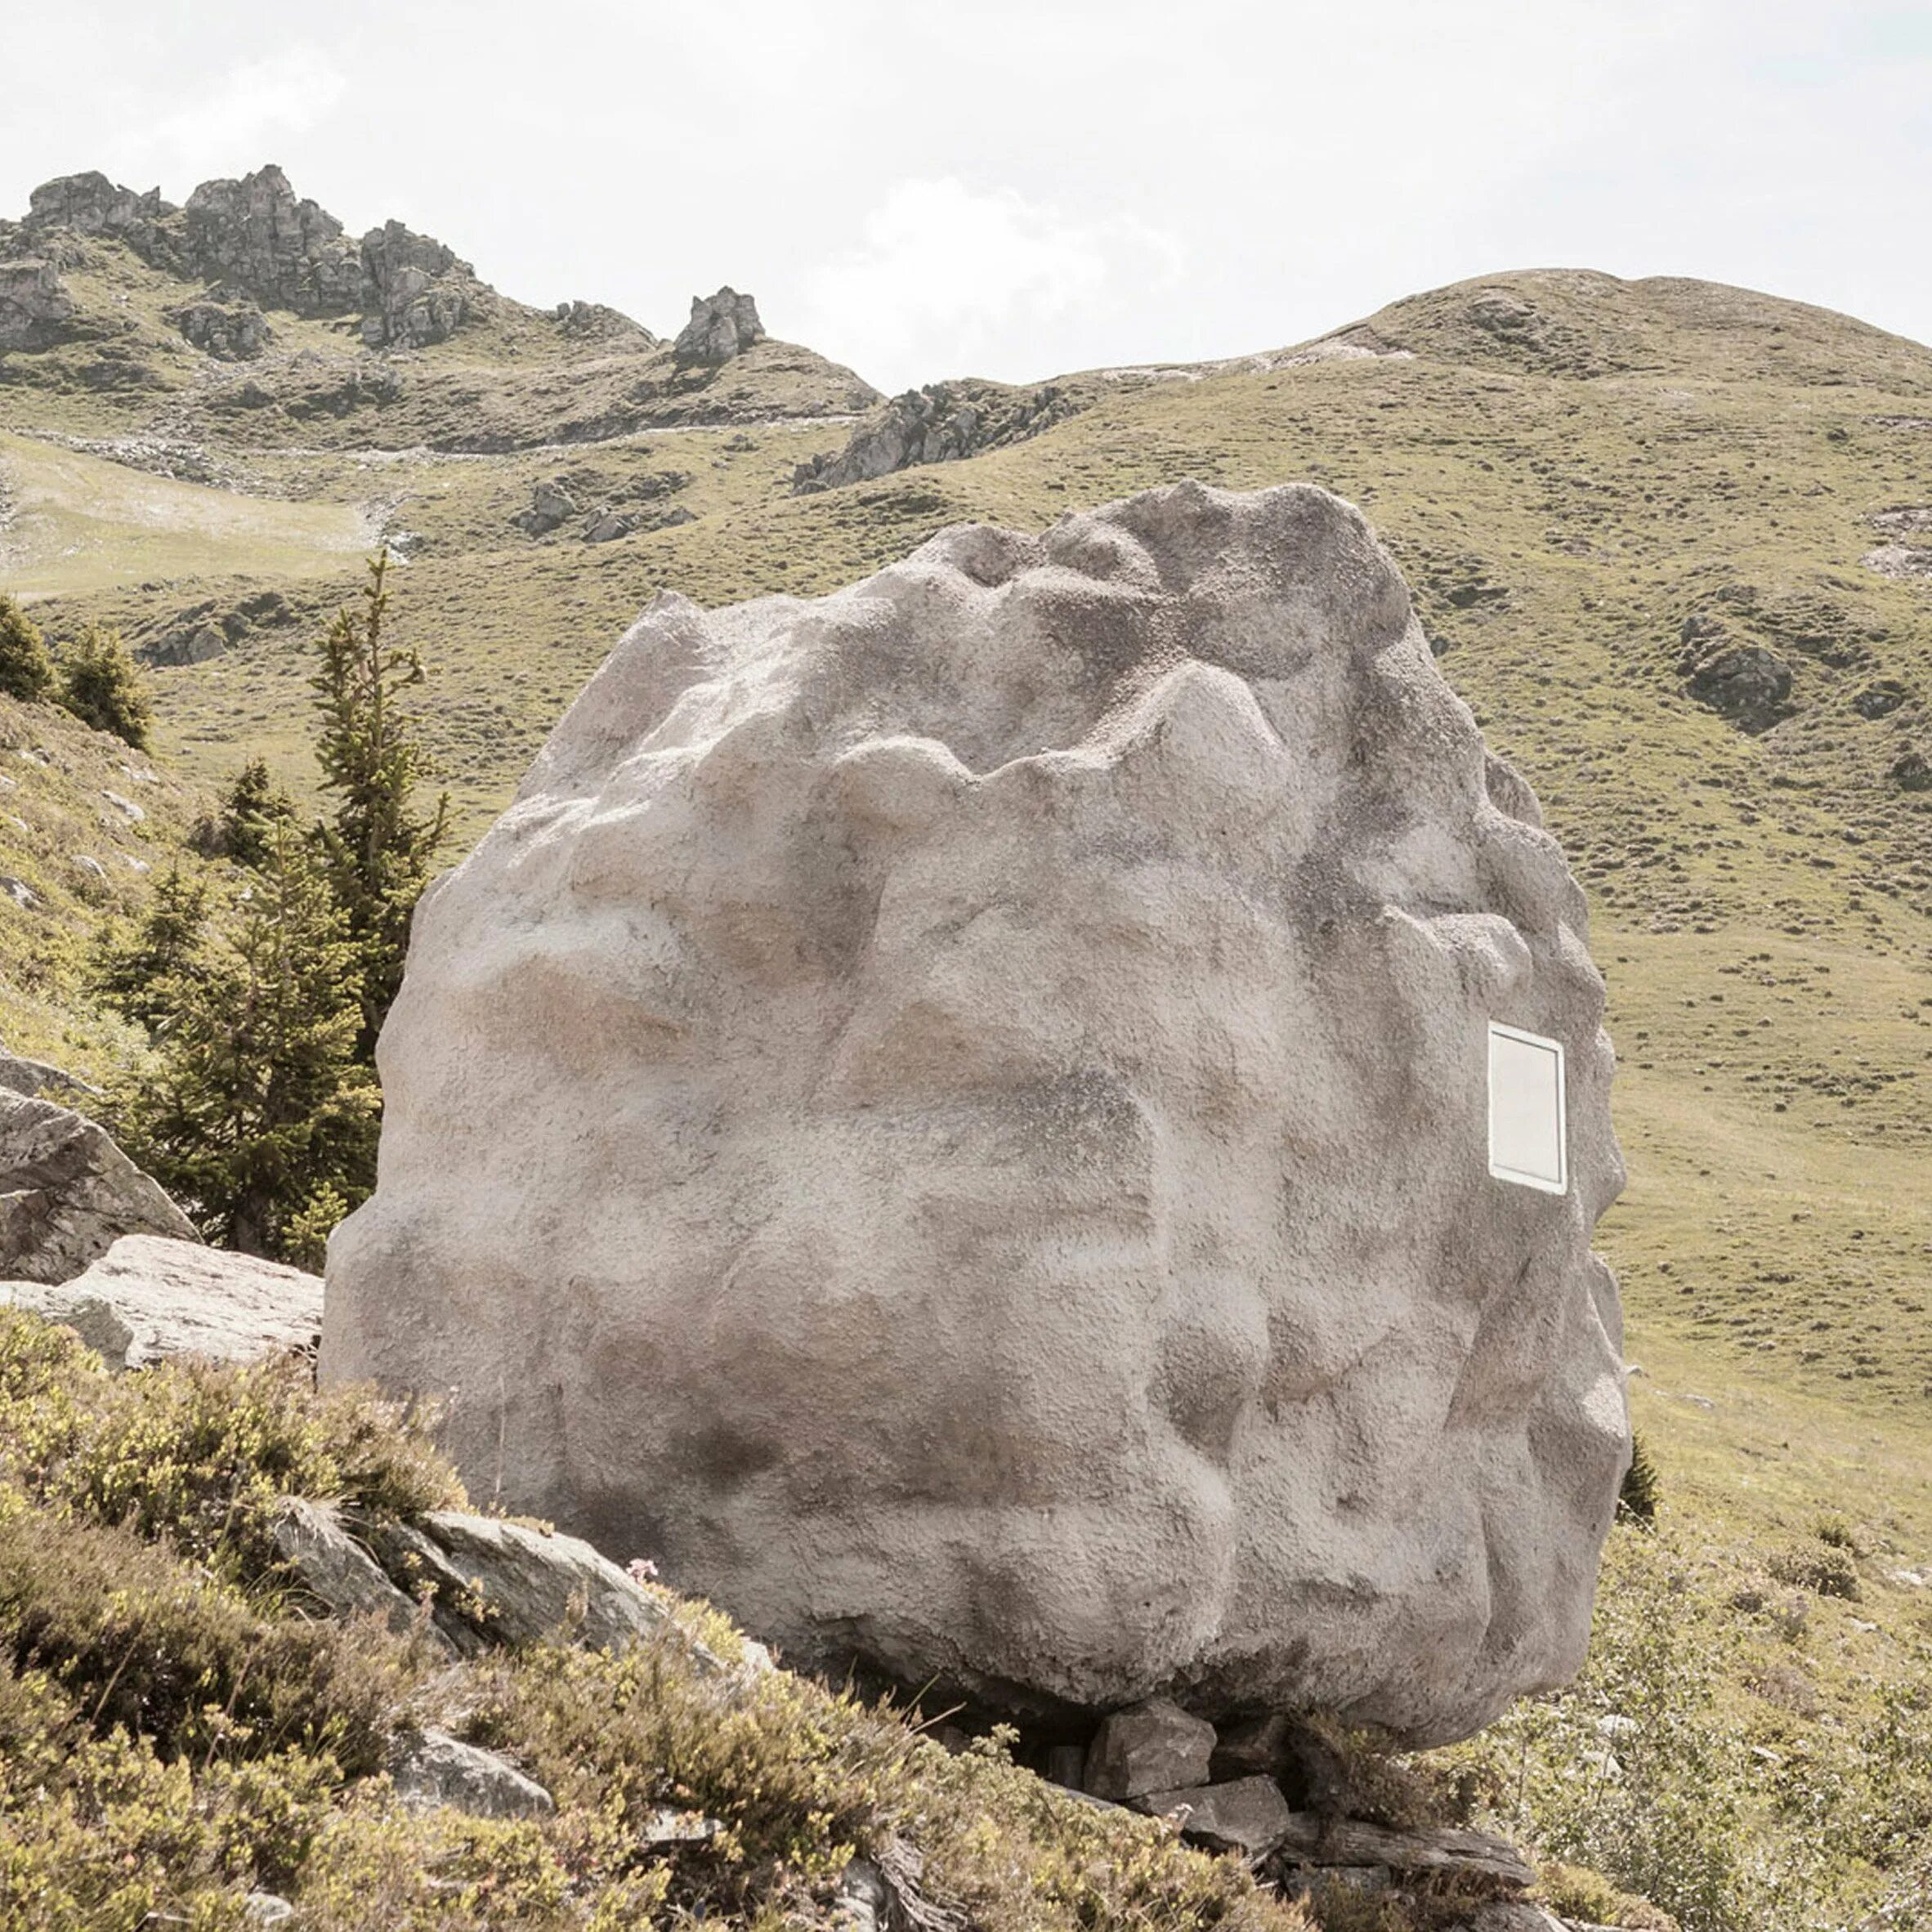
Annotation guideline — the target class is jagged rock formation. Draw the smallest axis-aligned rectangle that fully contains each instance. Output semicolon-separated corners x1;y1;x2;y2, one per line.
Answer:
181;165;366;314
324;480;1630;1746
24;170;179;266
793;379;1086;493
9;164;481;351
171;298;269;360
551;299;659;347
358;220;474;347
673;287;763;365
0;259;76;350
0;1093;197;1283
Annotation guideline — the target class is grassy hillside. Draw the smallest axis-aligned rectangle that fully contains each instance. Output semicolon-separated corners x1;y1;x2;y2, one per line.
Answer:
4;187;1932;1925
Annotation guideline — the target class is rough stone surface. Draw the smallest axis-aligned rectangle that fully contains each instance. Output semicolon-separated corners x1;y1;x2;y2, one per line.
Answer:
323;479;1630;1746
1137;1775;1296;1857
0;1094;197;1284
514;479;579;537
358;221;472;347
1676;615;1791;732
172;299;269;360
389;1727;554;1818
1085;1699;1217;1801
0;1051;99;1103
1273;1815;1534;1888
0;259;76;351
183;165;366;315
793;380;1085;494
272;1497;454;1652
5;1234;317;1367
673;286;763;365
369;1509;709;1661
1863;543;1932;581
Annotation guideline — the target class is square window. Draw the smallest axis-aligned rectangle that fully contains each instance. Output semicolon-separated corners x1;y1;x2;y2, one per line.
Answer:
1488;1022;1568;1194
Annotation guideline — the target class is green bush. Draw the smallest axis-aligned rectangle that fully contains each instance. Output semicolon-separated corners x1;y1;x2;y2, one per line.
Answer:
55;622;153;749
0;593;56;704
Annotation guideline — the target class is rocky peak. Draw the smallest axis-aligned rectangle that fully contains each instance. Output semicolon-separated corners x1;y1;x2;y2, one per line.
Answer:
181;163;364;315
673;286;764;366
358;220;476;348
21;171;180;272
27;171;176;238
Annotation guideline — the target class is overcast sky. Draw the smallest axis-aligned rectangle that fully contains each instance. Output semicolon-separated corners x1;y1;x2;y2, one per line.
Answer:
3;2;1927;393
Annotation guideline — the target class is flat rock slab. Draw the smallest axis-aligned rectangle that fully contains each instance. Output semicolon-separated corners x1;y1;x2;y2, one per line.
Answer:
4;1234;320;1368
389;1726;554;1819
271;1497;454;1655
1137;1775;1295;1857
0;1093;196;1285
373;1509;721;1666
1275;1814;1534;1889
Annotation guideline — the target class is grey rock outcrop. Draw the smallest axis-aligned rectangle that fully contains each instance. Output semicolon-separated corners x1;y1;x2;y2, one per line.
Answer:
388;1727;554;1819
358;221;472;348
369;1509;712;1661
25;172;177;257
1677;613;1792;732
183;165;366;315
323;479;1630;1746
0;1051;98;1103
552;300;658;347
4;1234;317;1368
793;380;1085;493
0;1094;196;1283
0;260;76;351
672;286;763;366
514;480;579;537
271;1497;454;1652
172;299;269;360
177;168;476;347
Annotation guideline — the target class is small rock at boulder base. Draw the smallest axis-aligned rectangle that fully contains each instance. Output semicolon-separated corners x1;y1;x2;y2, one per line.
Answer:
1085;1698;1218;1801
1138;1775;1296;1858
0;1094;197;1285
388;1727;554;1819
5;1235;320;1369
323;479;1630;1746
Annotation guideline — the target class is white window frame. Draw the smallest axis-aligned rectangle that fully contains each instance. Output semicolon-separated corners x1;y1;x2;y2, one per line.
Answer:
1487;1022;1568;1196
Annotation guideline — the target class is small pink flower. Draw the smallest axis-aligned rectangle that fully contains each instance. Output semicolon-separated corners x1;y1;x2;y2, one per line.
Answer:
626;1556;660;1584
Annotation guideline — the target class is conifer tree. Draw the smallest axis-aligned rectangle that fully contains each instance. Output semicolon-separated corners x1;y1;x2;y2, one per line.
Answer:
57;624;153;749
111;821;378;1260
94;865;212;1033
217;757;297;870
0;594;56;705
311;552;449;1052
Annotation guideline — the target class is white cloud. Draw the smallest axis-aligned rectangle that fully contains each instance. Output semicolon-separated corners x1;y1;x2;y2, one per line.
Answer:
145;47;348;182
795;178;1187;391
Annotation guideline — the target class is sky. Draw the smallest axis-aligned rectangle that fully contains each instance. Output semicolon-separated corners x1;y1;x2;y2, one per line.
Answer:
2;1;1929;394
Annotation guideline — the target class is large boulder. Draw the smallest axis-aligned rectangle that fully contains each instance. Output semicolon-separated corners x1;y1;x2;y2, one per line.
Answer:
0;1094;196;1284
2;1234;319;1368
322;480;1629;1746
0;260;77;351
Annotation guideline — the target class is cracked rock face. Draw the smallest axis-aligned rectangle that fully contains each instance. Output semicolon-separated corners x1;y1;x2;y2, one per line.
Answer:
672;286;763;365
323;480;1629;1746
